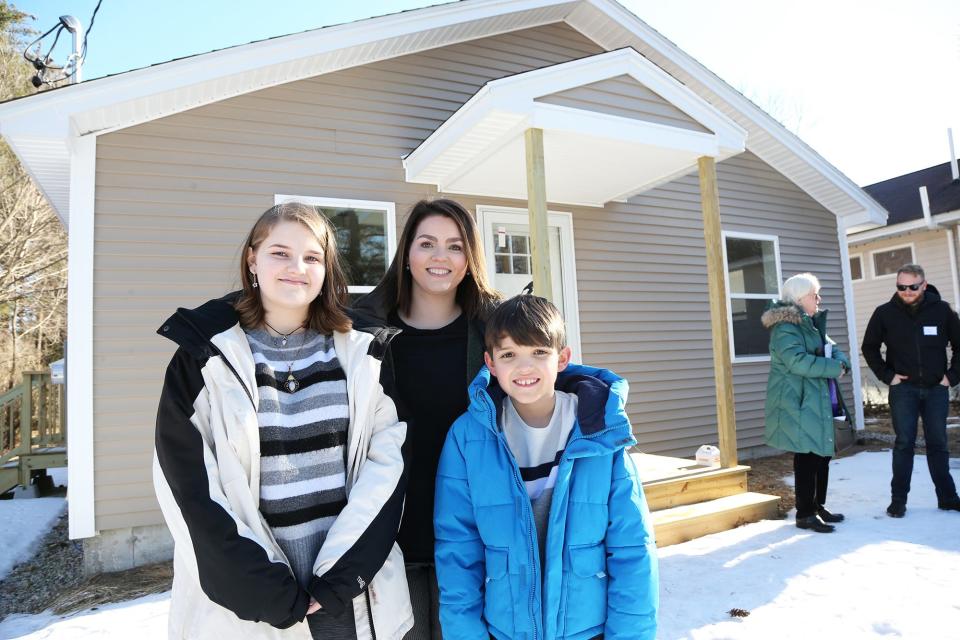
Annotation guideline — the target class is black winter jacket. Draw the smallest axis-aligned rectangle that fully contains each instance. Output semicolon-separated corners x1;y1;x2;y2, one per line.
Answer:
861;284;960;387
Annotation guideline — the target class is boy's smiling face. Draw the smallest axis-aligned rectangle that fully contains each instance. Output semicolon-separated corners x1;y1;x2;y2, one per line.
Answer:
484;335;572;426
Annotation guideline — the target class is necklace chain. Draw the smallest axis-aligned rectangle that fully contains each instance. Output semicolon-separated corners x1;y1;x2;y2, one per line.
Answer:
262;321;307;393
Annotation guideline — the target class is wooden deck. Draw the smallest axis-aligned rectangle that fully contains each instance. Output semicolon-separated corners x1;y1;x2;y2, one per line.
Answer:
634;453;780;547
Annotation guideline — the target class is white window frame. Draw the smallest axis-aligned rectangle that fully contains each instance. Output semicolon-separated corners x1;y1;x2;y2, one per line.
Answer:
869;242;915;280
476;205;583;363
721;230;783;364
274;194;397;294
849;253;864;282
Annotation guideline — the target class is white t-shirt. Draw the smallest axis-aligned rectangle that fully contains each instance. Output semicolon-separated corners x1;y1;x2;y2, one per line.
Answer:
501;390;577;500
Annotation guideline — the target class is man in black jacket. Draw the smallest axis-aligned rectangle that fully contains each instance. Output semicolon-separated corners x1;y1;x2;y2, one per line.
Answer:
862;263;960;518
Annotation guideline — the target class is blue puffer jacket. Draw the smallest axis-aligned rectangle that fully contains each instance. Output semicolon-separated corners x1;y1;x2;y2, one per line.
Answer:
434;364;659;640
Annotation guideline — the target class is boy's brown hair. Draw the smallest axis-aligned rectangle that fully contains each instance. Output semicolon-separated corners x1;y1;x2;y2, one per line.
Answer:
484;294;566;353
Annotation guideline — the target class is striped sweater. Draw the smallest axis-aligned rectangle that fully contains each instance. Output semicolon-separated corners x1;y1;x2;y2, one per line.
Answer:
245;328;349;590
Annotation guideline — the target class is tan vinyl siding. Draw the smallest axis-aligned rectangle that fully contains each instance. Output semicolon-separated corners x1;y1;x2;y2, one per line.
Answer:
849;228;957;401
91;21;850;531
535;74;709;132
92;23;604;532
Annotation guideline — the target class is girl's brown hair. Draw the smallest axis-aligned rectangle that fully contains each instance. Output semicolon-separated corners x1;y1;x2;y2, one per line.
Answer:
386;199;500;320
235;202;352;334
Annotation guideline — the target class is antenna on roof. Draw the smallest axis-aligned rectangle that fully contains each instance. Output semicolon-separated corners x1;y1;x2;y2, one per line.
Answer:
948;128;959;182
23;0;103;88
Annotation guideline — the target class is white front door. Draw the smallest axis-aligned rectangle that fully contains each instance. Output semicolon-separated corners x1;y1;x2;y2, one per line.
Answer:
477;206;582;362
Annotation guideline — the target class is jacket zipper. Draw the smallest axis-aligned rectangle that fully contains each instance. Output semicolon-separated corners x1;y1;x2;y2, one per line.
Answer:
365;589;377;640
481;391;540;640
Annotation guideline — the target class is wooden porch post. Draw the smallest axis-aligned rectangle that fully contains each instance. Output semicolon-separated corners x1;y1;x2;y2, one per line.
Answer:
524;128;553;301
697;156;738;467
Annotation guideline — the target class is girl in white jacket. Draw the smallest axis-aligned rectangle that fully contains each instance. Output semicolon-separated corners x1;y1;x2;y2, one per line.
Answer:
153;202;412;640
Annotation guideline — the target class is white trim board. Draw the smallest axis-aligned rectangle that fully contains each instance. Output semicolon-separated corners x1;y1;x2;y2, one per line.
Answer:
66;134;97;540
721;230;783;364
476;205;583;362
847;208;960;244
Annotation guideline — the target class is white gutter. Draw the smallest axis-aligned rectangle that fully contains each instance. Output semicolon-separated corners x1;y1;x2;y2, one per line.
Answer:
948;227;960;309
837;219;865;431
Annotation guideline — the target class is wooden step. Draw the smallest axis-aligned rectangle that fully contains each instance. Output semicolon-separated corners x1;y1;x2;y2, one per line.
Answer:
651;491;780;548
643;464;750;511
0;463;19;496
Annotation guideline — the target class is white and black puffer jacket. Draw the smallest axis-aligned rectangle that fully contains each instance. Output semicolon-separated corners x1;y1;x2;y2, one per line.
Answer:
153;293;413;640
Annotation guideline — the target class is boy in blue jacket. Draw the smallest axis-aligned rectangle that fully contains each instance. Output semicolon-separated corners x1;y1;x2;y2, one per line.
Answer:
434;295;658;640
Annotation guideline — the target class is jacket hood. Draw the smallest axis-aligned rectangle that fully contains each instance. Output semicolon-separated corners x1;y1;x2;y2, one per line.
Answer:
467;363;636;454
889;282;942;307
158;292;242;358
761;300;830;330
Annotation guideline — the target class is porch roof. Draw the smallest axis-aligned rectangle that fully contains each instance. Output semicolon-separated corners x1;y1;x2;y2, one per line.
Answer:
403;49;747;207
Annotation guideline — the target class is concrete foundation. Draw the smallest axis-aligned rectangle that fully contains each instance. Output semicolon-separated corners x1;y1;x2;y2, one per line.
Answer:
82;523;174;575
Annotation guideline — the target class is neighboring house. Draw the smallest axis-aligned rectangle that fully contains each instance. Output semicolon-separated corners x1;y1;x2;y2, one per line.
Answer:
848;157;960;403
0;0;885;571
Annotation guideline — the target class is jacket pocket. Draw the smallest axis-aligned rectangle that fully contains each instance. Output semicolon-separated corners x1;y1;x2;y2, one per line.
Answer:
483;547;514;638
564;543;608;635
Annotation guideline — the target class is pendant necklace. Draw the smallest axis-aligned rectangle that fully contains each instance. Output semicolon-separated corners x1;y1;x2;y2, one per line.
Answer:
263;320;307;393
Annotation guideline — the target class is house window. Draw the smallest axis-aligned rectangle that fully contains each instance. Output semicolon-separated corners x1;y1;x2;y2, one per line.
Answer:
850;255;863;281
492;228;531;275
723;232;782;361
274;195;396;295
872;245;914;278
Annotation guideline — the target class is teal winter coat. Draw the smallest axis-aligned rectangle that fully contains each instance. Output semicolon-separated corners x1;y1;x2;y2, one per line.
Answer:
762;302;851;457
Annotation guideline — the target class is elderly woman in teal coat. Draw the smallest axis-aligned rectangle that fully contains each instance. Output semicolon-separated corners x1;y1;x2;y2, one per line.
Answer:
762;272;852;533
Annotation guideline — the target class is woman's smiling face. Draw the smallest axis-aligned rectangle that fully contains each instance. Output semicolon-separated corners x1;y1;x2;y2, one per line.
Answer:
406;214;469;301
248;220;326;318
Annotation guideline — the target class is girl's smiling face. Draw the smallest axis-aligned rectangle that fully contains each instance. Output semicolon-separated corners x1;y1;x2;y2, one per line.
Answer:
247;220;326;319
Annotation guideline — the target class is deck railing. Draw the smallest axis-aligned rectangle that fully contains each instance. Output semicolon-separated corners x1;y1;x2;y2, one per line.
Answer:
0;372;65;470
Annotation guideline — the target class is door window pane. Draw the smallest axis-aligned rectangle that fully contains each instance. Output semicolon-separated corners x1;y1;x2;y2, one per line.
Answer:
873;247;913;277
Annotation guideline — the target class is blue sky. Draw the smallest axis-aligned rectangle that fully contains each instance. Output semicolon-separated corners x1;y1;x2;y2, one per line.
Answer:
15;0;960;186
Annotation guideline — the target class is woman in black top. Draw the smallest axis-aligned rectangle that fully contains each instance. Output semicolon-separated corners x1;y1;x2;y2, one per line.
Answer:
352;199;500;640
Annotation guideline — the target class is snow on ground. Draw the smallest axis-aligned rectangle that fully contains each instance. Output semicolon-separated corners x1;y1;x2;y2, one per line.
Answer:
0;468;68;581
1;452;959;639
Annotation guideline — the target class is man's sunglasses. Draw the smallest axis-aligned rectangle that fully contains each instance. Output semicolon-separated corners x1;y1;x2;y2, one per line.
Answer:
896;283;924;291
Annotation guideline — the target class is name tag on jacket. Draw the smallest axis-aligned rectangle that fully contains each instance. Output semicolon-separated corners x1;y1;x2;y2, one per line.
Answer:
924;326;938;336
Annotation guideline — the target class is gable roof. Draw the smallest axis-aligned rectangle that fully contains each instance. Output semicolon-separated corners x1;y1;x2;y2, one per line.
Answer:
863;160;960;226
0;0;887;229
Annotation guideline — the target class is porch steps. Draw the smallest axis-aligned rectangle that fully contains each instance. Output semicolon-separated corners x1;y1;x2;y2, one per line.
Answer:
644;464;750;511
635;454;780;547
650;492;781;547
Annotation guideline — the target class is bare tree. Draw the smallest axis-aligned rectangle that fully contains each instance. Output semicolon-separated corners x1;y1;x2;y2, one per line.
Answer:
0;4;67;388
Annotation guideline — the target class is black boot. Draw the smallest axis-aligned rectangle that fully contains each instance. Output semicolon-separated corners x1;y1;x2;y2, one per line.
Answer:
817;507;845;523
937;496;960;511
886;500;906;518
796;515;835;533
